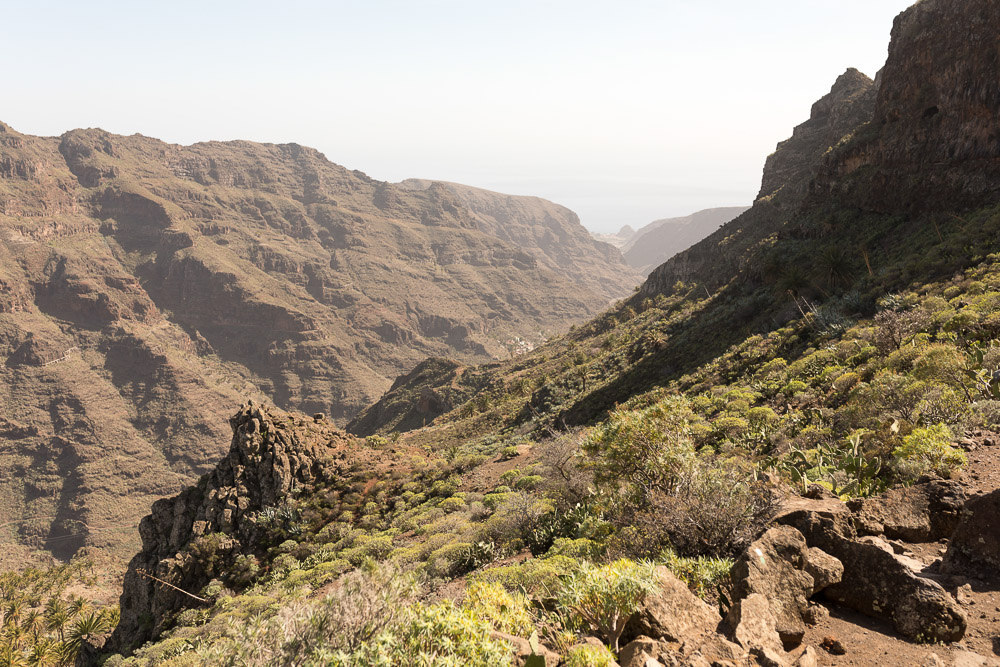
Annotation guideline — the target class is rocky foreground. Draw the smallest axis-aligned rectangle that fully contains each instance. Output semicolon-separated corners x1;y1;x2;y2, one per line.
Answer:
86;402;1000;667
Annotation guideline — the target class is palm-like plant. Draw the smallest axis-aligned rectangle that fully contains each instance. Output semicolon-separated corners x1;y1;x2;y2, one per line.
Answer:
2;627;26;652
0;642;26;667
67;598;88;620
42;600;68;643
24;639;55;667
98;606;120;631
3;600;25;629
21;612;42;644
64;612;109;662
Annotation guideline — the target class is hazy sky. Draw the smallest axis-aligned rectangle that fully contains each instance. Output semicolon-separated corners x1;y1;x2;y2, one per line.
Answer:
4;1;915;233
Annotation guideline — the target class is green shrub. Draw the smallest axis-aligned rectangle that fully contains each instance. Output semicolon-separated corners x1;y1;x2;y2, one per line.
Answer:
658;550;732;598
462;581;534;636
472;555;580;597
546;538;602;562
557;559;658;652
564;644;617;667
892;424;967;480
582;397;697;502
514;475;543;490
391;601;513;665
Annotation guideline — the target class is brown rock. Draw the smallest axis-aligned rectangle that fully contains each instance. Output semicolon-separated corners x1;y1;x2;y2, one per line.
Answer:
820;636;846;655
751;646;789;667
111;403;350;653
849;478;965;542
793;646;818;667
623;566;722;645
777;502;967;643
944;489;1000;575
727;526;840;646
619;637;665;667
803;547;843;595
728;593;784;656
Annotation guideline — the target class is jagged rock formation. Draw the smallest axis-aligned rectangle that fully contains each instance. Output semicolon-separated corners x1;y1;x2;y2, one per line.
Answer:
621;207;749;274
641;69;875;296
757;68;875;203
111;403;354;653
0;123;637;560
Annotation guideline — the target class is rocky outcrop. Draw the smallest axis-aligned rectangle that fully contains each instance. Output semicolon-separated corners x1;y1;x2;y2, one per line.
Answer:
620;567;744;666
943;488;1000;575
110;403;351;653
623;566;722;644
641;69;874;297
815;0;1000;212
777;498;967;643
850;478;966;542
725;526;842;647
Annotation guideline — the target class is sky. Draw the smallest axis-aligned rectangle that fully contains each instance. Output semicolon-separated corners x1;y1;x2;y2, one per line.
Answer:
3;1;916;233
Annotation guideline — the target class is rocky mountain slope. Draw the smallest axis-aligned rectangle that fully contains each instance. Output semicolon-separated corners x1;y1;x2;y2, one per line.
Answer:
0;126;638;561
7;0;1000;666
621;206;749;274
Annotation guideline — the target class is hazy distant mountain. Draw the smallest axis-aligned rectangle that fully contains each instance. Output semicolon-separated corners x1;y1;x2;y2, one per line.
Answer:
397;179;641;298
620;207;749;274
590;224;636;248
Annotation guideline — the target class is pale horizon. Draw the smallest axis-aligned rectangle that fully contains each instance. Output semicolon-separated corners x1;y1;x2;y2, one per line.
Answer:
3;0;915;233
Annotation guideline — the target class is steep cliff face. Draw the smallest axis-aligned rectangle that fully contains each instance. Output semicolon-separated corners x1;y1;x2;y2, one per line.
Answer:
646;0;1000;298
757;68;875;202
111;403;355;651
0;123;636;561
815;0;1000;212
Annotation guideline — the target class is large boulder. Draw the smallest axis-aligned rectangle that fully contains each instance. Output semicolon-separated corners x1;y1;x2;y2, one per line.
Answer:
726;526;842;646
726;593;785;657
777;500;967;643
943;489;1000;575
621;567;744;666
849;478;965;542
618;637;664;667
623;566;722;644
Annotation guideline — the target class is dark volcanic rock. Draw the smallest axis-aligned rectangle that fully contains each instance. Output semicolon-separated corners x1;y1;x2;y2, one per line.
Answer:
758;68;875;202
816;0;1000;212
943;488;1000;575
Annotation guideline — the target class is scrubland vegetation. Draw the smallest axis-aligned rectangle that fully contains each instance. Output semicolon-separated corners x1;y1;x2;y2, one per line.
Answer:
49;205;999;665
